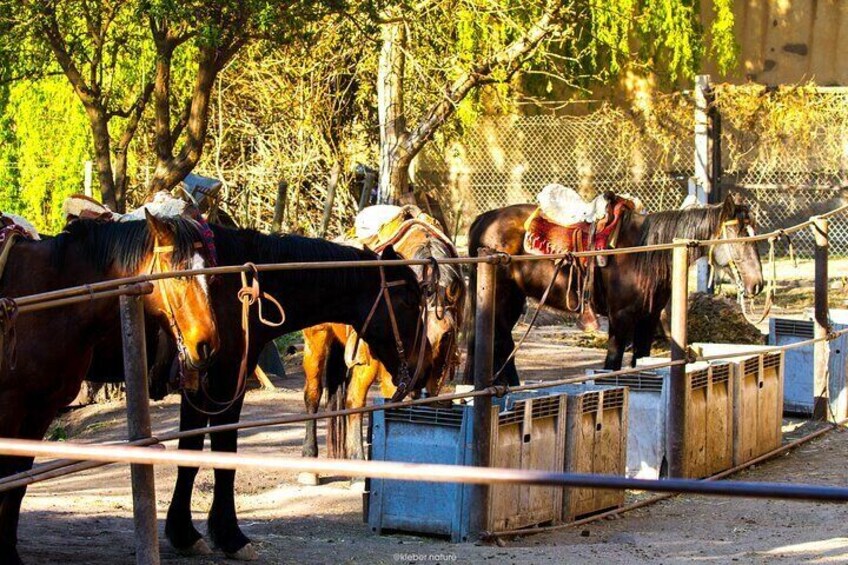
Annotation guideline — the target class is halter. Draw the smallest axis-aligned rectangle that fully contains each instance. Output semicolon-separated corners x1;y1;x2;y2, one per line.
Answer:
708;217;783;325
350;264;430;403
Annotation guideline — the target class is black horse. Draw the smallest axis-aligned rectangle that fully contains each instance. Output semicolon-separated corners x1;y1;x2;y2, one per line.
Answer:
163;225;432;559
466;194;764;385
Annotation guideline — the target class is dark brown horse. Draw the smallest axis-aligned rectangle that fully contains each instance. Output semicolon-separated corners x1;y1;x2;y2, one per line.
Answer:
0;214;219;565
466;195;764;385
300;233;465;483
162;225;432;560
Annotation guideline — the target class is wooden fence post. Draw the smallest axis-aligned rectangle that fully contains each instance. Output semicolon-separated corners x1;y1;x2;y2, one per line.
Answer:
469;250;496;539
271;181;288;233
359;168;377;211
668;242;690;478
83;160;94;199
320;161;342;237
120;294;160;565
812;217;832;421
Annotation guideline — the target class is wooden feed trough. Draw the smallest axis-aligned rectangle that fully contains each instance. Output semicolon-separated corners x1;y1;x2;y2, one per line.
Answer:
692;343;785;466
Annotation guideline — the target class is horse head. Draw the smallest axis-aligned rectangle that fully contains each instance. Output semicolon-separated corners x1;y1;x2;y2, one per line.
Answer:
357;245;433;401
142;211;219;371
411;239;466;396
711;194;764;297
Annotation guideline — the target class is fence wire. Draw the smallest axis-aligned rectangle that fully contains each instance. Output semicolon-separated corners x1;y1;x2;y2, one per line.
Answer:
417;88;848;256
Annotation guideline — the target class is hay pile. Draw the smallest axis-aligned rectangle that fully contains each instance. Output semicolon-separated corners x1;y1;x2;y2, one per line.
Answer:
684;292;765;345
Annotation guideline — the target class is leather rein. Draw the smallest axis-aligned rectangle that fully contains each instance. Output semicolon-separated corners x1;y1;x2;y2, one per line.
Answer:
350;262;434;403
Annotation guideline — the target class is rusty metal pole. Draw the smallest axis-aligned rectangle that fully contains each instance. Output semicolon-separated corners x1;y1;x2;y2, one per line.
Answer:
812;217;832;421
469;250;496;539
120;294;160;565
667;241;690;478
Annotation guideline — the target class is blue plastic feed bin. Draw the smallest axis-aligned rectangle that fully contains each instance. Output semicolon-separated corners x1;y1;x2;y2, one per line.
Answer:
368;402;472;541
770;316;848;416
367;393;566;542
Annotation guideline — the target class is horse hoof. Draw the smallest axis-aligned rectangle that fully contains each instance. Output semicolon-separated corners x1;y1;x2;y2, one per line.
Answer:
349;478;366;492
175;538;213;556
226;543;259;561
297;472;320;486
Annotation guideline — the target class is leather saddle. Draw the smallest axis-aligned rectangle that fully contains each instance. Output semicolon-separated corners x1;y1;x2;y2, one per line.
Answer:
524;190;634;263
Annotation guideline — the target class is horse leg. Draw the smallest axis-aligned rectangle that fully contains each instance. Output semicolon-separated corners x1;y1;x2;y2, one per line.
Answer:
164;395;212;555
632;311;662;364
347;362;379;492
0;410;56;563
492;281;526;387
207;397;255;560
299;352;324;486
0;408;25;565
603;312;634;370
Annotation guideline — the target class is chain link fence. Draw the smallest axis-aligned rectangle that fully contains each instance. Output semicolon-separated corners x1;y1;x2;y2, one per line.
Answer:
416;103;693;240
417;87;848;256
715;85;848;256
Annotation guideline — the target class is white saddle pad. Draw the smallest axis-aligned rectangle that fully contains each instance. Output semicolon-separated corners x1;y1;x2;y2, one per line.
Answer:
537;184;607;225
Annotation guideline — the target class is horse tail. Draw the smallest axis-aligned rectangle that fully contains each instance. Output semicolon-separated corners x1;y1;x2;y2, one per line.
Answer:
462;214;487;385
324;341;348;459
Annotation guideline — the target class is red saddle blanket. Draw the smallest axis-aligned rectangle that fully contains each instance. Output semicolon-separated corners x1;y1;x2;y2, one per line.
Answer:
523;196;634;258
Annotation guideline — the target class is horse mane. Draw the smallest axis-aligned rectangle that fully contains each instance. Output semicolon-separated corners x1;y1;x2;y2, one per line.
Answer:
410;237;461;292
52;217;202;273
210;225;376;288
630;203;730;304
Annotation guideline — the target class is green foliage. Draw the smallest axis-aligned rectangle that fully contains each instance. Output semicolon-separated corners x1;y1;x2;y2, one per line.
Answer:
0;78;90;232
709;0;739;74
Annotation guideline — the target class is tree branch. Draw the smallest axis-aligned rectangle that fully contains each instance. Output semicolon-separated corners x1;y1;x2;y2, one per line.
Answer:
404;4;564;158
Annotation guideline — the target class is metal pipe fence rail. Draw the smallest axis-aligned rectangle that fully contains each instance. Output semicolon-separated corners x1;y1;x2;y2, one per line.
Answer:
1;326;845;496
2;438;848;503
9;204;848;310
1;205;846;565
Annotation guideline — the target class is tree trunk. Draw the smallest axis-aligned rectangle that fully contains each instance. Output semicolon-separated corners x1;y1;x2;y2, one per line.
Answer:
84;105;120;212
376;6;560;208
149;46;228;194
320;160;342;237
377;19;408;204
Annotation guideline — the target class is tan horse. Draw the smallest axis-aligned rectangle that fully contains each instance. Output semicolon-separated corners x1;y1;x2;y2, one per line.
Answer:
300;221;465;484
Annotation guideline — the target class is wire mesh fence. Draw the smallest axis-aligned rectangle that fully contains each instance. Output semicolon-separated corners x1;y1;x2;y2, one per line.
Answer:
417;87;848;256
715;85;848;256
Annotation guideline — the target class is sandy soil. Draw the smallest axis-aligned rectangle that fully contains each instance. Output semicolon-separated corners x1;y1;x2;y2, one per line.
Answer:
15;331;848;565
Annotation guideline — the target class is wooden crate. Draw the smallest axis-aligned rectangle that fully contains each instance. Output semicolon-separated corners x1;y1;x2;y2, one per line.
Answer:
487;394;567;532
591;358;734;479
588;370;668;479
367;392;567;541
684;361;734;478
693;343;784;466
557;385;629;521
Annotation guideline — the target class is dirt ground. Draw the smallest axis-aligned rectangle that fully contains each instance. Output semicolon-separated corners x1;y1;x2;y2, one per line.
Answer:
16;325;848;565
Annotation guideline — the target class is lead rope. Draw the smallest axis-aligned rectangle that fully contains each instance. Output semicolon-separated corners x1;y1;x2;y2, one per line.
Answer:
737;235;776;325
188;263;285;417
0;297;18;371
493;255;569;381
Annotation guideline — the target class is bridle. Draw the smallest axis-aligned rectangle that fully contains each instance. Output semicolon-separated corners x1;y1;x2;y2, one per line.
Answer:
350;263;432;402
147;239;207;373
709;215;782;325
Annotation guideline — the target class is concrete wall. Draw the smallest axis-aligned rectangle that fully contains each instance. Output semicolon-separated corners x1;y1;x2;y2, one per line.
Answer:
703;0;848;85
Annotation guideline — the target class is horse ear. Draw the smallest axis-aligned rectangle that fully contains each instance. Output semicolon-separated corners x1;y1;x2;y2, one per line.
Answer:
380;244;400;261
145;209;173;242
